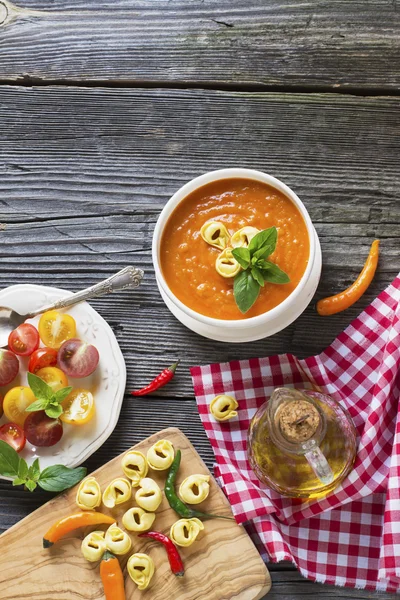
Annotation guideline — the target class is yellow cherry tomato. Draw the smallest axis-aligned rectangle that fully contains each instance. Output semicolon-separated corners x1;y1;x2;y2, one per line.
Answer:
38;310;76;350
61;389;95;425
3;386;36;427
36;366;69;392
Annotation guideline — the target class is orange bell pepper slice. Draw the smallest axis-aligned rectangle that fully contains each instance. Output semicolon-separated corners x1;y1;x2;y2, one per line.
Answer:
43;511;115;548
100;551;126;600
317;240;380;316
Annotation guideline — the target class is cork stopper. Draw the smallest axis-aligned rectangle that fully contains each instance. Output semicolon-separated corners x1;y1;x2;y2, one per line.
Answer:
278;400;320;443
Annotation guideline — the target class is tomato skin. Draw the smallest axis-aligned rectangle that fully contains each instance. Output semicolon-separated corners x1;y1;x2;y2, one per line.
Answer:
58;339;99;378
3;386;36;427
24;411;63;447
28;348;58;374
36;366;68;392
0;395;3;419
0;423;26;453
38;310;76;350
0;349;19;386
8;323;40;357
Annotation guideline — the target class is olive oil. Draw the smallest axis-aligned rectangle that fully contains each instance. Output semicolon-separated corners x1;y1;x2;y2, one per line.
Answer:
248;388;357;499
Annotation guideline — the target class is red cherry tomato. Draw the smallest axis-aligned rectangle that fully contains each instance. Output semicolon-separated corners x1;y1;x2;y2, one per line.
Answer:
28;347;58;374
24;411;63;447
0;349;19;386
0;422;26;453
8;323;40;357
58;339;99;378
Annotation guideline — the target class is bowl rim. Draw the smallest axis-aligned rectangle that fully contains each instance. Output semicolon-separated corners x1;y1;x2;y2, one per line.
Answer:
152;168;316;329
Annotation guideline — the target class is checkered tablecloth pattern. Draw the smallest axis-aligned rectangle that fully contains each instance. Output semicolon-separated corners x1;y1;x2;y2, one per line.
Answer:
191;274;400;592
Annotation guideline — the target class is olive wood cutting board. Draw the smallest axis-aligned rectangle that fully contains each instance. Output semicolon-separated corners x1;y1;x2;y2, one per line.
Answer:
0;427;271;600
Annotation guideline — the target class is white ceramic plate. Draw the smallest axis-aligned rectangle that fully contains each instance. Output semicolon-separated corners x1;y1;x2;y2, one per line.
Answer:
0;284;126;478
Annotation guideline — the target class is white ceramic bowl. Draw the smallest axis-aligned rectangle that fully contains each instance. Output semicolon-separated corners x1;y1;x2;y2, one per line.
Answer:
153;169;322;343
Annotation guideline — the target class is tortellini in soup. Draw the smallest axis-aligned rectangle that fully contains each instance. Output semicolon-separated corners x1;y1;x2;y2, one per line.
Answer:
179;474;210;504
200;221;230;250
76;477;102;510
135;477;162;512
81;530;106;562
170;518;204;547
127;553;155;590
121;450;148;487
230;226;260;248
215;248;241;278
147;439;175;471
102;477;132;508
210;394;239;421
105;523;132;555
122;507;156;532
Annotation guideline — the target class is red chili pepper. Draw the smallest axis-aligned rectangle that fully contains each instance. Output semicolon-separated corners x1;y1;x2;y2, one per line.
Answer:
131;361;180;396
139;531;184;577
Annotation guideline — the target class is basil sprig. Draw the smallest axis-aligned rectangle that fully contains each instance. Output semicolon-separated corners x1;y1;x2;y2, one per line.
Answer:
26;372;72;419
0;440;86;492
232;227;290;313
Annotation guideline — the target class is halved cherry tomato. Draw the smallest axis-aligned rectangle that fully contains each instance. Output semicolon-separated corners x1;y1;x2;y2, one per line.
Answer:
24;411;63;447
58;339;99;378
0;349;19;386
38;310;76;350
60;389;95;425
36;366;68;393
0;422;26;453
3;386;36;427
8;323;40;357
28;347;58;374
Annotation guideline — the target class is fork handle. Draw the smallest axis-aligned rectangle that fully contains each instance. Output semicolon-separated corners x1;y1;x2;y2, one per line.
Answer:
26;266;144;318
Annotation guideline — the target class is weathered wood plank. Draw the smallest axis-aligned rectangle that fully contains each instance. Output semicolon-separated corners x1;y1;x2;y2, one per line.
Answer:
0;1;399;89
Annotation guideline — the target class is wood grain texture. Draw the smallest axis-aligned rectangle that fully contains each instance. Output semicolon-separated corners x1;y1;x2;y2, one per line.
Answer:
0;0;399;89
0;86;399;599
0;428;271;600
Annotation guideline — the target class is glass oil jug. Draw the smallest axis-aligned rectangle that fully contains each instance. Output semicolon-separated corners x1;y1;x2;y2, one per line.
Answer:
248;388;357;499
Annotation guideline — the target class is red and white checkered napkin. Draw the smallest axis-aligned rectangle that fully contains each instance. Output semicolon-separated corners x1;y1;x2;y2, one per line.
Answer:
191;274;400;593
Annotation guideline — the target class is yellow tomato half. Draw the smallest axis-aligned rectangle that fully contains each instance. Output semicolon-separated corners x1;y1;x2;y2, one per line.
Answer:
38;310;76;350
36;366;69;392
3;386;36;427
61;389;95;425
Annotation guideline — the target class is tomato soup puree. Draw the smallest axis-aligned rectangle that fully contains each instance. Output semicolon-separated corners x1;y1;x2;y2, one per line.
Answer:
160;178;310;320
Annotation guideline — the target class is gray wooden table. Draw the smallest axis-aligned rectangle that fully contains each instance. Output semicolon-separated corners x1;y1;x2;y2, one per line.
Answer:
0;1;399;598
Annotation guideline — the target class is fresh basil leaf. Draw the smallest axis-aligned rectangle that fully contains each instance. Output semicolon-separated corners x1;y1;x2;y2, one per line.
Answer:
27;372;53;402
12;478;27;486
262;260;291;284
28;458;41;482
53;386;73;404
253;241;277;261
38;465;87;492
45;404;63;419
25;480;37;492
231;247;250;270
25;398;50;412
18;458;29;481
248;227;277;256
0;440;21;478
233;270;261;313
251;267;265;287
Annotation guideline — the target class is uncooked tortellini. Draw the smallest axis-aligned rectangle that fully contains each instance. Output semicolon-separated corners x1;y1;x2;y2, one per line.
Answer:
127;553;155;590
102;478;132;508
105;523;132;555
147;439;175;471
76;477;102;510
170;518;204;547
179;474;210;504
135;477;162;512
200;221;230;251
215;248;241;278
230;226;260;248
122;507;156;532
210;394;238;421
81;530;106;562
121;451;148;487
